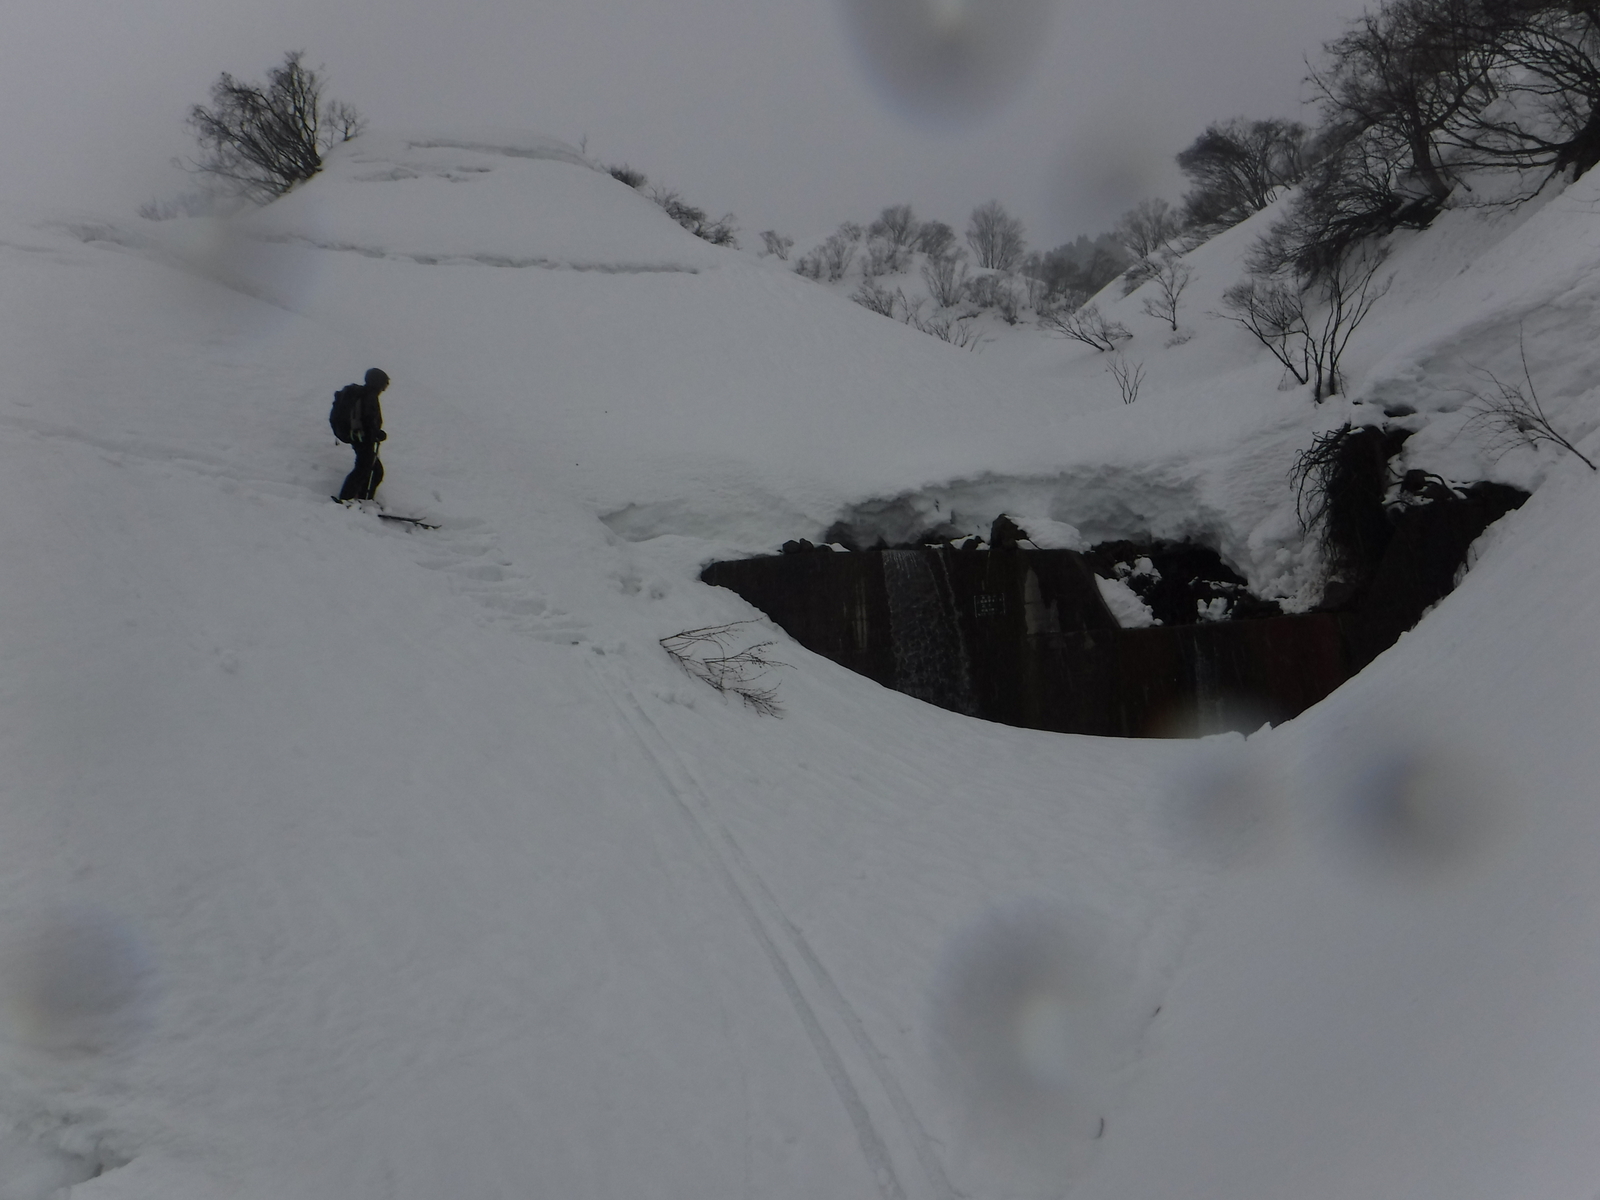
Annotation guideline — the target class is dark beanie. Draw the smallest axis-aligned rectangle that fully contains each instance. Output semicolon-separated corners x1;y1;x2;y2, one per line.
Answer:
365;368;390;389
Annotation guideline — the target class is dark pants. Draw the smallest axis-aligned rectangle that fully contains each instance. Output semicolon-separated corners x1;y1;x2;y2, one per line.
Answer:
339;440;384;501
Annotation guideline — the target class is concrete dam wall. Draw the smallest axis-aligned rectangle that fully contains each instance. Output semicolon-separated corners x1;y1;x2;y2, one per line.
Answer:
702;547;1348;738
700;466;1526;737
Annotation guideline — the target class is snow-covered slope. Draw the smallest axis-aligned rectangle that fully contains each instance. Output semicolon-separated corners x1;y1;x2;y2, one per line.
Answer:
0;131;1595;1199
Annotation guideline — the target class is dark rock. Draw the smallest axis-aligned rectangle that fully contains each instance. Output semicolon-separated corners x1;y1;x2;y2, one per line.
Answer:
1342;480;1527;669
821;521;863;552
989;514;1028;550
1080;539;1282;625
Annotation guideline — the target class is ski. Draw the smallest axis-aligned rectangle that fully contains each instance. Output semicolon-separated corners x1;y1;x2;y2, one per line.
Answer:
331;496;439;529
375;512;439;528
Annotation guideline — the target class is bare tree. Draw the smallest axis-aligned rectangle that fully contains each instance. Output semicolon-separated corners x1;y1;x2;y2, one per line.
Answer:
1310;246;1392;401
916;220;958;258
864;235;912;276
1220;245;1389;400
966;200;1027;270
1442;2;1600;181
1039;302;1132;351
1308;0;1499;205
819;230;857;281
869;204;920;249
187;51;363;202
1036;236;1129;301
1219;276;1312;385
1116;197;1186;260
1177;117;1308;228
921;250;970;307
1462;331;1597;469
1108;353;1146;404
1138;252;1193;331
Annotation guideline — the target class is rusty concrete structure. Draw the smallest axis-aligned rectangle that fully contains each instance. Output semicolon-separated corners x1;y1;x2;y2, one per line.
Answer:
702;547;1349;737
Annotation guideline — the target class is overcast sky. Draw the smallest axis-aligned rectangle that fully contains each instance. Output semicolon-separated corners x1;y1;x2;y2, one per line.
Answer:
4;0;1370;249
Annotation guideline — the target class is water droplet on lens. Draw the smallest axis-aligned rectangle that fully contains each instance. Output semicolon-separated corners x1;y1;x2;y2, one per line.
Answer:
0;907;155;1053
1169;742;1286;864
928;901;1118;1191
840;0;1057;121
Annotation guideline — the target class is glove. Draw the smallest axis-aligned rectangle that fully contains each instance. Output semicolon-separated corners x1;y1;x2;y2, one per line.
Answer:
374;430;388;443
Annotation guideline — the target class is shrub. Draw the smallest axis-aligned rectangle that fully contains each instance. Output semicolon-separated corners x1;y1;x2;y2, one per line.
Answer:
1177;117;1307;229
922;250;970;307
647;186;739;247
863;235;912;276
607;163;648;189
868;204;920;249
759;230;794;260
916;220;958;258
819;227;859;281
852;277;902;317
1115;198;1185;260
966;200;1026;270
1039;302;1131;351
1137;252;1193;331
186;51;362;202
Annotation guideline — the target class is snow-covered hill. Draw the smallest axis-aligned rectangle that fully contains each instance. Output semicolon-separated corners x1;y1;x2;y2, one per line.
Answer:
0;131;1596;1199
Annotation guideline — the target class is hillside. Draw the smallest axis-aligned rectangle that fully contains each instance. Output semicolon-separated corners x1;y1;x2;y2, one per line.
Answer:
0;131;1596;1199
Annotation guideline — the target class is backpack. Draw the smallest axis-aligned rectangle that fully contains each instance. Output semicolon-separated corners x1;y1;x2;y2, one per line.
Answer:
329;385;362;444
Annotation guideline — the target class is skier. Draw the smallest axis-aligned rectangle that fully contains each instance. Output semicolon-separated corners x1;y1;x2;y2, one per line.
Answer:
332;368;390;502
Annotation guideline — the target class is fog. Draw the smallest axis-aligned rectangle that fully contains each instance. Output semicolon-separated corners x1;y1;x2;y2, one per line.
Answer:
3;0;1369;264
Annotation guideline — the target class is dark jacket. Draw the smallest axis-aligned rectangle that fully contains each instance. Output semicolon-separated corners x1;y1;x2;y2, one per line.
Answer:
350;383;385;444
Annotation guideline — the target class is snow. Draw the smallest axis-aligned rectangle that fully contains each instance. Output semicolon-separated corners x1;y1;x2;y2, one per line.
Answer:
1092;576;1156;628
0;131;1596;1198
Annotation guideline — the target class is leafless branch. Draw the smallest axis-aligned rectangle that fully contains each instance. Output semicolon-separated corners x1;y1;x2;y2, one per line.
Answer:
1138;253;1193;331
1462;332;1597;470
1039;301;1132;352
1108;353;1146;404
660;622;789;715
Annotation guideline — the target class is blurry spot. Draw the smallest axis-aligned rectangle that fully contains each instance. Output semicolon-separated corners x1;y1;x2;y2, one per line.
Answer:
840;0;1057;121
1168;741;1287;864
1330;738;1500;873
0;907;155;1053
928;901;1117;1189
156;207;322;330
1142;694;1274;739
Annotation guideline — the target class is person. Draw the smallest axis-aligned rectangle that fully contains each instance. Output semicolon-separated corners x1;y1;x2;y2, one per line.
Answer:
337;368;390;502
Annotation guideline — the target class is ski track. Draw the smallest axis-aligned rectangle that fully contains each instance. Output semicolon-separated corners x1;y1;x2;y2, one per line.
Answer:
335;469;941;1196
592;667;963;1200
0;353;951;1199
